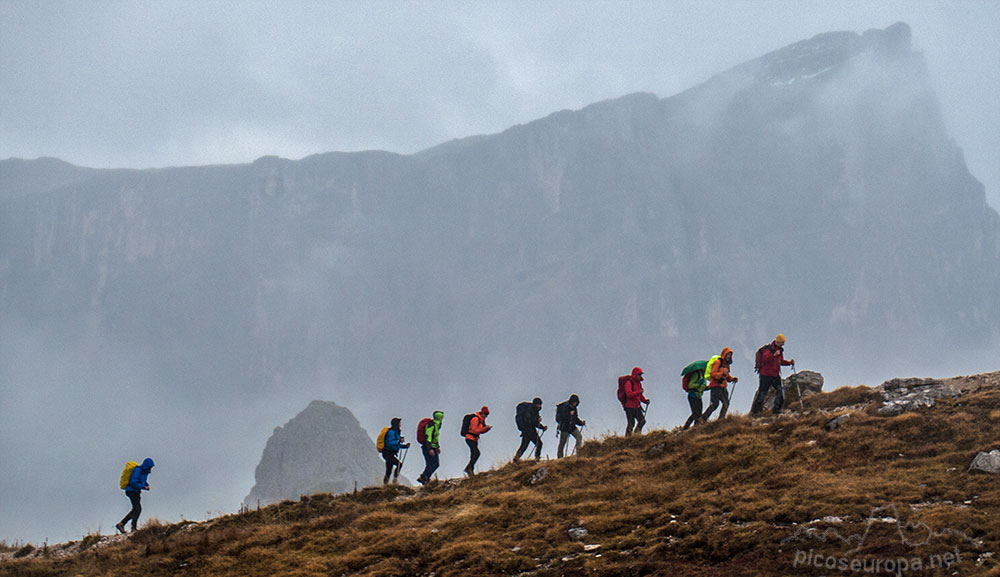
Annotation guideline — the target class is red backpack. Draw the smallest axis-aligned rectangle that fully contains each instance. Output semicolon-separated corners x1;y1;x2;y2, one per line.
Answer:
617;375;631;405
416;417;433;445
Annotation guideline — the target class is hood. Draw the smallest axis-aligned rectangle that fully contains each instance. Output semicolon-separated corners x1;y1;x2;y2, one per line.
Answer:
721;347;733;362
140;457;155;471
631;367;644;379
432;411;444;422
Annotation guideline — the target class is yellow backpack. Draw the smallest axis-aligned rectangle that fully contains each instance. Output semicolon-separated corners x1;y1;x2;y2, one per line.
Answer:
376;427;389;452
119;461;139;490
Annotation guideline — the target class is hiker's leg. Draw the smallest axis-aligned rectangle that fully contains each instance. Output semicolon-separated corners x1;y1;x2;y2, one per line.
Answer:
382;451;394;482
120;490;141;529
702;393;719;420
533;432;543;460
684;396;700;429
419;445;434;482
557;430;568;458
770;377;784;413
719;388;730;419
126;491;141;530
465;439;480;472
514;433;531;460
636;409;646;434
429;449;440;478
750;377;769;414
625;408;636;436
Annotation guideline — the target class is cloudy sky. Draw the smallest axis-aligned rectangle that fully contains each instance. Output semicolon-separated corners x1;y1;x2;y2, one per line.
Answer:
1;1;999;207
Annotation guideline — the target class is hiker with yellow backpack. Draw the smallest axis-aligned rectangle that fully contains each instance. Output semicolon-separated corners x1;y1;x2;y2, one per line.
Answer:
377;418;409;484
701;347;738;421
116;457;154;534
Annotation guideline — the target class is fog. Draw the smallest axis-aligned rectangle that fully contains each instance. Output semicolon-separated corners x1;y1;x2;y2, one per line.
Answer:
1;2;998;207
2;2;999;547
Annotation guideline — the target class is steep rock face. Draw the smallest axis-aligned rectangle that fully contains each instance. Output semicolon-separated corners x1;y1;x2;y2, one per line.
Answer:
244;401;386;507
0;23;997;415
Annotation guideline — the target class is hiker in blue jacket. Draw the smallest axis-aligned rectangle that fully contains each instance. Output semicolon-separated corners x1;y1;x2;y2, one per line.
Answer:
116;457;154;534
382;418;409;484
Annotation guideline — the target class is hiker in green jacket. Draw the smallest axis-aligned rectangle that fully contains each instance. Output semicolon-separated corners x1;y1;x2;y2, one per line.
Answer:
681;361;708;430
417;411;444;485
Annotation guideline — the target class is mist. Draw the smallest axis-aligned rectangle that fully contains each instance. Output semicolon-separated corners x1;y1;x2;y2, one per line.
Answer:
2;3;999;547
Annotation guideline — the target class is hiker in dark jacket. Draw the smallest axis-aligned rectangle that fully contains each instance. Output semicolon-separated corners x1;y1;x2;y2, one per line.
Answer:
116;457;154;534
513;397;547;461
621;367;649;436
382;418;409;484
556;394;586;458
463;406;492;476
750;334;795;415
702;347;737;421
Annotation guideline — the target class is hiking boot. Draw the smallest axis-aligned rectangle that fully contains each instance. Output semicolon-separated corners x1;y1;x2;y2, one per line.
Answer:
463;466;474;477
416;475;427;485
115;523;126;535
383;474;390;485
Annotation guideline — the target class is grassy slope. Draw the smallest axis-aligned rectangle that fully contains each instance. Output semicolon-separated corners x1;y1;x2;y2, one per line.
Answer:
3;374;1000;577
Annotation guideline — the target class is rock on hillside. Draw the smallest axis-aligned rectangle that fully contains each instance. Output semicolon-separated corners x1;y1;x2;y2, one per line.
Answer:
244;401;390;507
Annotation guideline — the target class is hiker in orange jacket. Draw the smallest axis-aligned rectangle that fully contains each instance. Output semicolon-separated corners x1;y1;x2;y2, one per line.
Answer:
701;347;737;421
464;406;492;476
622;367;650;436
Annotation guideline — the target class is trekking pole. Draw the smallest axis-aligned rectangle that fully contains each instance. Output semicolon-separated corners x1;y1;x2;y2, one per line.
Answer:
395;446;408;480
791;363;804;410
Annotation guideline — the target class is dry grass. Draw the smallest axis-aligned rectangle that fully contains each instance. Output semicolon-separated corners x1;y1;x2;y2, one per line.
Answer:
4;376;1000;576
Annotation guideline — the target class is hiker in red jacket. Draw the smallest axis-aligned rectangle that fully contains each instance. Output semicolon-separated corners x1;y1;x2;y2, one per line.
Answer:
750;334;795;415
701;347;737;421
621;367;649;436
464;406;492;476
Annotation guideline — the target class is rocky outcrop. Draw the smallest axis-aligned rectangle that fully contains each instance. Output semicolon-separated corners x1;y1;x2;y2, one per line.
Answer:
762;370;824;409
969;450;1000;474
244;401;389;507
876;378;961;416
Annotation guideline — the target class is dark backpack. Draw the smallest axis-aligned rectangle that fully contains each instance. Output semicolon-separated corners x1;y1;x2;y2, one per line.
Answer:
555;401;571;426
754;345;768;374
515;402;532;431
617;375;630;405
460;413;475;437
416;417;433;445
